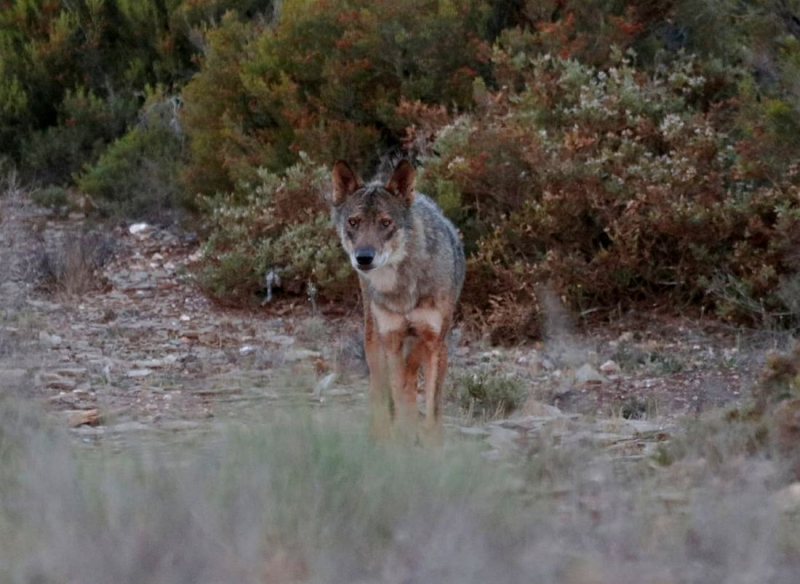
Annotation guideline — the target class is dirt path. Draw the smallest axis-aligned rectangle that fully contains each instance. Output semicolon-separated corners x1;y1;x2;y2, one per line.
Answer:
1;200;781;456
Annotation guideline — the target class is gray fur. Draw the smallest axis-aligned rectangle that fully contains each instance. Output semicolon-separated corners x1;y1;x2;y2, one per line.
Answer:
332;184;465;314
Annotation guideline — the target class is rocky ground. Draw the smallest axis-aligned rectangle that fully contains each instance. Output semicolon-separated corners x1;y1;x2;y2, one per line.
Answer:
0;192;787;459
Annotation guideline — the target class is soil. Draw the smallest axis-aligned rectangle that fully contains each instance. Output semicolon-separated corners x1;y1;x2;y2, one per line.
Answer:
1;195;789;455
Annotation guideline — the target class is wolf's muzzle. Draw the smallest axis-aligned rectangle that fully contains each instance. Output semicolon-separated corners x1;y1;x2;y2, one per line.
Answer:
355;248;376;269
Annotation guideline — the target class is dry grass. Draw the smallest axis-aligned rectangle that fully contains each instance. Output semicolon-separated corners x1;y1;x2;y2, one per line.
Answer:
34;231;113;299
2;383;800;584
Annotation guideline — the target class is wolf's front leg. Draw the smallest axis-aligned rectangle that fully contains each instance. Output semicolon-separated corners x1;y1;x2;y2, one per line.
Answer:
383;331;417;442
421;335;448;447
364;306;391;439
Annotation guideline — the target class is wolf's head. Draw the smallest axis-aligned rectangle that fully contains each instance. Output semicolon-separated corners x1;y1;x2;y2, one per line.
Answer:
329;160;415;273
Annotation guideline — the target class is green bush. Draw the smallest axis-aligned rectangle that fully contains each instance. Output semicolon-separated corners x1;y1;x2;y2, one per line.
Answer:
0;0;282;185
30;186;70;213
453;367;525;418
77;94;185;221
181;0;493;197
197;155;356;306
22;89;137;187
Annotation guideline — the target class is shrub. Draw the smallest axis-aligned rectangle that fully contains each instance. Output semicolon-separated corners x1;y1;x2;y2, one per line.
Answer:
77;93;185;221
418;49;800;327
34;231;114;299
197;155;356;306
0;0;283;183
453;366;525;419
30;186;70;213
22;88;137;187
181;0;493;198
755;346;800;413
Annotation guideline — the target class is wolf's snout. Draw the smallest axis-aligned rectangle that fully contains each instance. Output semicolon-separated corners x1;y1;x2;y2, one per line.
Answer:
355;248;375;268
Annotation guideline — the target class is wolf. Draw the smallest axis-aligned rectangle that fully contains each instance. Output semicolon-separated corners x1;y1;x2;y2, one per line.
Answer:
329;159;465;444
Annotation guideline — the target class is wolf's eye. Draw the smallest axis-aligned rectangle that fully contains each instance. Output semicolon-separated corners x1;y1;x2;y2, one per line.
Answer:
380;218;392;229
348;218;359;228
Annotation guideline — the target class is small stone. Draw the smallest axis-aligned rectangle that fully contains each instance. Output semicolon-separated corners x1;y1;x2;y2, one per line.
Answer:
521;400;564;417
38;331;62;346
264;333;296;346
129;222;151;236
618;331;634;343
41;373;77;391
54;367;88;378
133;356;178;369
575;363;605;385
126;368;154;378
485;426;520;451
65;409;100;428
774;482;800;514
599;359;621;374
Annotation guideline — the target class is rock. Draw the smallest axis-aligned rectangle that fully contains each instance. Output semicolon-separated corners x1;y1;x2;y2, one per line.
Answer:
64;409;100;428
774;482;800;514
133;356;178;369
72;426;105;437
624;419;671;436
618;331;634;343
521;399;565;417
485;426;520;451
38;331;63;346
264;333;296;346
525;353;545;374
126;368;154;378
129;222;151;236
40;373;77;391
54;367;88;378
575;363;605;385
599;359;620;374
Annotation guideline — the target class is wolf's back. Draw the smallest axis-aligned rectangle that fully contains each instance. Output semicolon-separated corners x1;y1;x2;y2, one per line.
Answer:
411;194;466;301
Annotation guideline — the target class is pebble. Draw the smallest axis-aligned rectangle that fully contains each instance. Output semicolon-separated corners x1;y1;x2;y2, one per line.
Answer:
575;363;605;385
599;359;620;374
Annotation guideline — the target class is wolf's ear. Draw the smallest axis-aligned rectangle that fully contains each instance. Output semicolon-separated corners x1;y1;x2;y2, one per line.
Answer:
385;160;415;205
331;160;360;206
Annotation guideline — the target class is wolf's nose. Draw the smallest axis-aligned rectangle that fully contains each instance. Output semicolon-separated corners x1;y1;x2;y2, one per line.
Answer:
355;248;375;267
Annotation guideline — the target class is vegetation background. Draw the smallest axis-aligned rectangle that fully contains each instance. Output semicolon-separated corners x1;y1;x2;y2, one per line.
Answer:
3;0;800;336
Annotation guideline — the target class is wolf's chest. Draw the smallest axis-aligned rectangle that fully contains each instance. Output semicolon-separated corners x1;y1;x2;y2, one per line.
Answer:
362;266;400;293
370;302;443;337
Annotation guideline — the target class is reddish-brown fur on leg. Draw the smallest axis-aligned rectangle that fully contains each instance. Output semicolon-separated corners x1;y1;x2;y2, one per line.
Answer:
383;329;417;441
418;324;448;446
363;302;391;439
